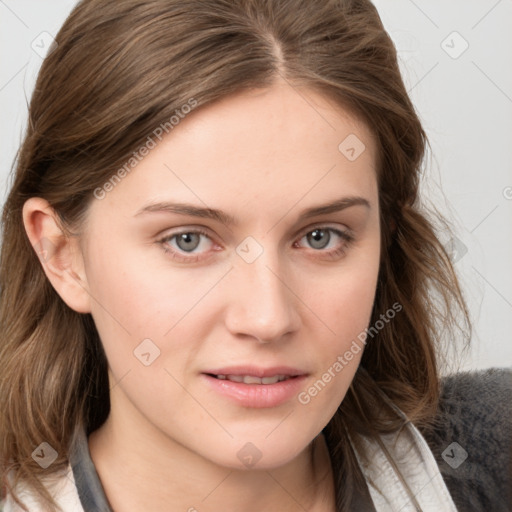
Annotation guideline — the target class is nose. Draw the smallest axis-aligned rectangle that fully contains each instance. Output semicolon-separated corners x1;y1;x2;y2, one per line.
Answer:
224;250;301;344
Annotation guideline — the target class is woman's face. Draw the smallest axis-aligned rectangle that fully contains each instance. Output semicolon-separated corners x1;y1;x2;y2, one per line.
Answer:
79;81;381;469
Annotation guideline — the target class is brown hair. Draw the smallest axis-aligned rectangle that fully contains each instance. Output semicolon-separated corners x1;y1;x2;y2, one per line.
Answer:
0;0;471;510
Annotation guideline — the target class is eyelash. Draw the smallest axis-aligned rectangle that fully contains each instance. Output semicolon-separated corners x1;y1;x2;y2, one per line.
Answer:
157;226;355;263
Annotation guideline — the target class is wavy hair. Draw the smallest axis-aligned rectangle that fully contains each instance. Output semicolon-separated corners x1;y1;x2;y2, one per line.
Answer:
0;0;470;510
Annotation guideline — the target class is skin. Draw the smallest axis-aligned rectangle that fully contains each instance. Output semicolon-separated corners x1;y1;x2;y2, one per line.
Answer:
23;79;381;512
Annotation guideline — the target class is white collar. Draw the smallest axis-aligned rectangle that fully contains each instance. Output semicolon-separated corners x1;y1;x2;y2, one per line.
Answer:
349;418;457;511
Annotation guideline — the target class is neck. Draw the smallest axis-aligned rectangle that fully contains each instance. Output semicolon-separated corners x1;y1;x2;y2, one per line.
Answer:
88;403;336;512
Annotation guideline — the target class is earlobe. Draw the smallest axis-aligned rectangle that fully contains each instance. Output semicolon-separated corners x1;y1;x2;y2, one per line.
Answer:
22;197;92;314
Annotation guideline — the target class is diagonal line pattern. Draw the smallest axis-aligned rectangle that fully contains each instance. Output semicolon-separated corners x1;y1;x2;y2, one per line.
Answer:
109;369;131;391
471;266;512;308
406;0;439;29
471;0;503;30
0;63;28;92
266;409;294;438
469;204;499;233
201;471;233;502
0;0;29;28
471;61;512;104
164;368;234;438
407;62;439;94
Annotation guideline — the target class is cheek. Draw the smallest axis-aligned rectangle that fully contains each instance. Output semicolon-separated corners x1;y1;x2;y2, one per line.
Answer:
83;237;232;380
332;270;378;336
317;254;380;344
302;248;380;402
84;233;212;330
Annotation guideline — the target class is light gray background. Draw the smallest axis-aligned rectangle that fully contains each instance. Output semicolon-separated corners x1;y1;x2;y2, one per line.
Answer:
1;1;511;372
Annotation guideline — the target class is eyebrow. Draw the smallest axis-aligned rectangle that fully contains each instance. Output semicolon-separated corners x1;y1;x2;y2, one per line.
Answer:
134;196;371;227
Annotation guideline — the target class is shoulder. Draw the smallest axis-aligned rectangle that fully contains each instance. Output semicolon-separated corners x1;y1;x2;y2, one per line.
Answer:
423;367;512;512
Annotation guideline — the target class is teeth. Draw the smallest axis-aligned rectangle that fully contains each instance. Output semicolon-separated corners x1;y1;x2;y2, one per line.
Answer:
244;375;263;384
215;374;290;384
261;376;284;384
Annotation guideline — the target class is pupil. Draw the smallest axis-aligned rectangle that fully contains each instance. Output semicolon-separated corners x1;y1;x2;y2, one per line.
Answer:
178;233;199;251
308;229;329;249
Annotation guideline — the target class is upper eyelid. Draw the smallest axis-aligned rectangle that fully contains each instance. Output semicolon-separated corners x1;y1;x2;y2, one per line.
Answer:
296;223;351;237
160;222;349;237
160;224;351;248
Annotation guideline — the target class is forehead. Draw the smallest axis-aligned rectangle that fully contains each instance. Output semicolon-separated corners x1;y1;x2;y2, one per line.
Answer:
89;81;378;225
169;81;376;171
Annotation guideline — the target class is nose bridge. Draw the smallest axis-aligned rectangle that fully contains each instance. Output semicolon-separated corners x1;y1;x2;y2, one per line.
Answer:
225;240;300;342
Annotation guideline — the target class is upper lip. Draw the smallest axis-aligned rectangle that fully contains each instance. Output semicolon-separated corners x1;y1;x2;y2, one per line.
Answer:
203;366;307;378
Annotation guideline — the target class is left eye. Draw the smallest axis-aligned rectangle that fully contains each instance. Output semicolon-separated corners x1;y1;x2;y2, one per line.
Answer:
297;227;348;250
161;230;212;254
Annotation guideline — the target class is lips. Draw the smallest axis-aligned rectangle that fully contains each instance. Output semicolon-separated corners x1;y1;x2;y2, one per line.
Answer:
201;366;308;408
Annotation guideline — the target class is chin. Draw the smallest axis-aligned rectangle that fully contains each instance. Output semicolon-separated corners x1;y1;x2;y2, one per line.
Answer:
199;429;318;472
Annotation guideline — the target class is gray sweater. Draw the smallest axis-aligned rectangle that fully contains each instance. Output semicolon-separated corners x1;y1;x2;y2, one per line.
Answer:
423;368;512;511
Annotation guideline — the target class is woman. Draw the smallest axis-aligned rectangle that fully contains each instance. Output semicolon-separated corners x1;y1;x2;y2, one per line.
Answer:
0;0;509;511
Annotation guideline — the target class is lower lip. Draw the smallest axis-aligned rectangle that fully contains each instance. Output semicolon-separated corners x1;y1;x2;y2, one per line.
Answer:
202;374;307;408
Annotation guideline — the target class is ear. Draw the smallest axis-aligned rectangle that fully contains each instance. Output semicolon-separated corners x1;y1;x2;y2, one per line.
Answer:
22;197;91;314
